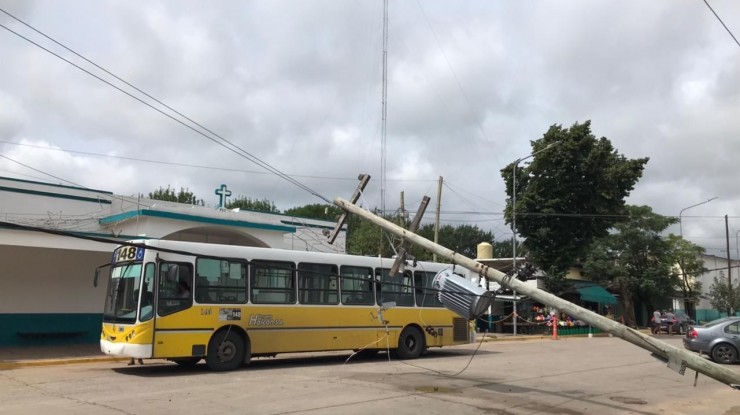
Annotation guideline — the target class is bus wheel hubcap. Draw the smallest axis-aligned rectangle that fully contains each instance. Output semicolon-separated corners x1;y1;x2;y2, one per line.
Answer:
218;342;235;361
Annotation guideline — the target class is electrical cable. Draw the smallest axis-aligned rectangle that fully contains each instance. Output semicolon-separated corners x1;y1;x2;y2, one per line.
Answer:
0;11;331;204
702;0;740;48
0;154;84;188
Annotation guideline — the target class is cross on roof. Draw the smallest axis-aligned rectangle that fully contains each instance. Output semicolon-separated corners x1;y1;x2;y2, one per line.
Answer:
215;184;232;209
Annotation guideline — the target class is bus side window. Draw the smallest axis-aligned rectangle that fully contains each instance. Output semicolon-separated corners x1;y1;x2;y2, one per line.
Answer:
158;262;193;317
340;266;374;305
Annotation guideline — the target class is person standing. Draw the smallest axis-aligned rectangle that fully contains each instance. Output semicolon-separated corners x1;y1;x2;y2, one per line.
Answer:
664;309;676;335
652;309;662;334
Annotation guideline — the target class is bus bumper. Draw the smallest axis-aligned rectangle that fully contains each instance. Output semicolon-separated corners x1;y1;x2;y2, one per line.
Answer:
100;340;152;359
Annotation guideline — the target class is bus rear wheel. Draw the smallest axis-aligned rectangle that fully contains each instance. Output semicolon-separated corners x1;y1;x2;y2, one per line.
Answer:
395;326;425;360
206;330;245;371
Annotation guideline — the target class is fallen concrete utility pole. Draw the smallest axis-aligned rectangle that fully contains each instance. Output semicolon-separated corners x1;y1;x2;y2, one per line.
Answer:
334;197;740;390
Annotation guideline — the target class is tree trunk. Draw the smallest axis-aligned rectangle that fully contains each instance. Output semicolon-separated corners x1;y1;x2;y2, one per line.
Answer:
618;283;637;327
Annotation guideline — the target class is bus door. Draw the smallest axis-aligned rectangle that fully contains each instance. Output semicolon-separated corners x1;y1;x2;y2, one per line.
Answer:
134;262;156;355
151;261;195;358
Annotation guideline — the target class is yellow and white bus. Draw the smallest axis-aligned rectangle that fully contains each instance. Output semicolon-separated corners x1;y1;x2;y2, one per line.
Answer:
98;239;476;370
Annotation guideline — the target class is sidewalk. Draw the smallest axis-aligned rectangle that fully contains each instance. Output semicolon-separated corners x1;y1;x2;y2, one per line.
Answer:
0;343;125;369
0;331;620;370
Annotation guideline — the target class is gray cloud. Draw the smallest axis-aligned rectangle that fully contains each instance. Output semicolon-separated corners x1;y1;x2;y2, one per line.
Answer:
1;0;739;254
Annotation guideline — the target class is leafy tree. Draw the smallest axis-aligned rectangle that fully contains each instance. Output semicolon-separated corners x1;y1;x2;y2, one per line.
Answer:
226;196;279;213
284;204;343;221
665;234;706;319
345;213;497;263
147;186;204;205
582;205;679;327
345;211;395;257
492;238;516;258
501;121;648;276
412;223;495;261
707;275;740;316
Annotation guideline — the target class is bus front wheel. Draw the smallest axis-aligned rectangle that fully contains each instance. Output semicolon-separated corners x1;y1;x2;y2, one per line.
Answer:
395;326;425;360
206;330;245;371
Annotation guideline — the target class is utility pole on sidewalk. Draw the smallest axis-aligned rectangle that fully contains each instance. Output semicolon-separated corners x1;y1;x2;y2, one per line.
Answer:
726;215;733;316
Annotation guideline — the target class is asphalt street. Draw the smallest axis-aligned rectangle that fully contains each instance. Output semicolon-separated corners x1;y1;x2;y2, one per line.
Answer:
0;335;738;415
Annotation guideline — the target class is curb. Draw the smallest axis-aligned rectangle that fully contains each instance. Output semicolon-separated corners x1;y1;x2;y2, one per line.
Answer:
479;333;616;342
0;356;127;370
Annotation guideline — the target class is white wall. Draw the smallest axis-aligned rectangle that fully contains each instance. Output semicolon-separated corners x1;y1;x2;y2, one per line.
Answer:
0;245;110;313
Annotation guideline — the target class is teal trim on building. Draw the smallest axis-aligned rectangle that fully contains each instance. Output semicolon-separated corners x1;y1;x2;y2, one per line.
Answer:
99;209;296;233
0;186;112;204
0;175;113;195
0;224;145;242
0;313;101;346
280;219;343;231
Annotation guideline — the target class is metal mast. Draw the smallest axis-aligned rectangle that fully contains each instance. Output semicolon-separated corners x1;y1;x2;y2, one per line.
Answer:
380;0;388;217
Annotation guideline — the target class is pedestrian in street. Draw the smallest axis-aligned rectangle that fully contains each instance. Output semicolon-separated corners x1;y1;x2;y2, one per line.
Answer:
664;309;676;335
652;309;662;334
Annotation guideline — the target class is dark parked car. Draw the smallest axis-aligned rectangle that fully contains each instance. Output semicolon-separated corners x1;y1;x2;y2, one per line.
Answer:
683;317;740;364
659;312;695;335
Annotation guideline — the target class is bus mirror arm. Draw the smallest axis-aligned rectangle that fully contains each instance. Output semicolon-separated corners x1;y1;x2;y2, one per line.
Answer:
93;263;110;287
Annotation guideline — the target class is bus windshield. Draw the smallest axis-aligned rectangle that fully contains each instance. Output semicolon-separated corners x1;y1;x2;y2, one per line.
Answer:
103;263;143;324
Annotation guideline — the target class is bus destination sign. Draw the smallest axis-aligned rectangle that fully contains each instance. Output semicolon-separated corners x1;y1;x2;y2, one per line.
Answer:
113;246;144;263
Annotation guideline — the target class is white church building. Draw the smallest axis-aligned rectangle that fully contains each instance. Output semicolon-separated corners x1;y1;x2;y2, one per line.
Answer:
0;176;345;347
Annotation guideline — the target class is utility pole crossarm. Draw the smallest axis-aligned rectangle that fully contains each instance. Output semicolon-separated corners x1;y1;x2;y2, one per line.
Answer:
389;196;430;277
327;174;370;245
334;196;740;390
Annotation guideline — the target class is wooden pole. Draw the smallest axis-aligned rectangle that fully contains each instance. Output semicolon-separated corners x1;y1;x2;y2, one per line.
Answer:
334;197;740;390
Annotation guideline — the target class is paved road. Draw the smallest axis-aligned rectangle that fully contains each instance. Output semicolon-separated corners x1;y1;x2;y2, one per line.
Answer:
0;336;738;415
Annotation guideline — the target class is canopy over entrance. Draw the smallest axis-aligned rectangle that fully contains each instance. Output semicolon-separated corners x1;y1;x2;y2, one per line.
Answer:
574;282;617;305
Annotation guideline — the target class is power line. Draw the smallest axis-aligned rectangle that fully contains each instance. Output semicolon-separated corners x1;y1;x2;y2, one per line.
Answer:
0;153;160;212
703;0;740;48
0;8;331;204
413;0;496;167
0;140;356;181
0;154;84;188
0;140;444;183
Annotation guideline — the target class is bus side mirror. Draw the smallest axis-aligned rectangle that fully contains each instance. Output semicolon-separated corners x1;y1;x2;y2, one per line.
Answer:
94;263;111;287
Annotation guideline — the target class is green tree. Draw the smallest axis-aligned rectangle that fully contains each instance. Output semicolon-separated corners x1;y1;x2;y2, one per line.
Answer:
582;205;679;327
707;275;740;316
492;238;516;258
147;186;204;205
345;212;395;257
411;223;495;261
226;196;279;213
665;234;706;319
284;204;343;221
501;121;648;276
345;214;497;263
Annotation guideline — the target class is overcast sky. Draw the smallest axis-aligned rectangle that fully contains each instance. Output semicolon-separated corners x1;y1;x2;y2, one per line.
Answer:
1;1;739;257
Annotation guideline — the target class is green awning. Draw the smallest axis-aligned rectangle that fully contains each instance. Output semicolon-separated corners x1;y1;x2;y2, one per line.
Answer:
574;283;617;305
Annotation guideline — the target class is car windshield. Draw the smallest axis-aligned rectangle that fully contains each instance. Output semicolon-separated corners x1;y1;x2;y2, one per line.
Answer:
102;263;143;324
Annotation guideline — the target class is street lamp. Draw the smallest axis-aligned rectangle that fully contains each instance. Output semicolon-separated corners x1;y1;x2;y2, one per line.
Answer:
679;197;718;238
510;141;560;335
